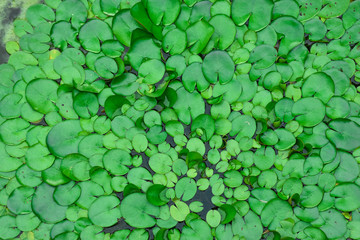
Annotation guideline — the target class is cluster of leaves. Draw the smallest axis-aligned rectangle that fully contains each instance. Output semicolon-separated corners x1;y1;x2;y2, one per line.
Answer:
1;0;360;239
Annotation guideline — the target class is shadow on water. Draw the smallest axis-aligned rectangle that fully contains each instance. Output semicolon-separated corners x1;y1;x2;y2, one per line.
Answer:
0;5;21;64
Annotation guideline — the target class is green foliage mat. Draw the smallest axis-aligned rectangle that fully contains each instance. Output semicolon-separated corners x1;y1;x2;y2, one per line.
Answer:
1;0;360;239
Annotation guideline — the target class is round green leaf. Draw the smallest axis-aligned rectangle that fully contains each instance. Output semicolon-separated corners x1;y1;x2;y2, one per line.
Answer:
89;195;121;227
202;50;235;84
121;193;160;228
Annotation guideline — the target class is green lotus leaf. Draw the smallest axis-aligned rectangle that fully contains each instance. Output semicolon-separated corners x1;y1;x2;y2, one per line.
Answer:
191;114;215;141
294;206;319;223
101;40;124;58
186;19;214;54
53;181;81;206
79;134;106;158
282;178;303;199
20;33;51;54
80;225;104;240
16;212;41;232
79;20;113;53
212;75;243;104
327;39;351;60
230;115;256;138
16;164;42;187
263;71;281;91
254;146;276;171
323;69;350;97
318;0;350;19
303;227;327;240
292;97;325;127
172;86;205;125
76;181;105;209
73;92;99;119
112;10;141;46
206;210;221;228
181;219;212;240
149;153;172;174
303;153;323;176
274;128;296;150
89;195;121;227
166;55;186;78
260;130;279;146
61;153;90;181
275;98;294;122
248;188;277;216
210;0;231;16
325;18;345;39
146;184;169;206
2;0;360;238
41;159;70;187
271;16;304;56
186;151;204;169
127;37;161;71
111;73;139;96
224;170;243;188
56;0;88;29
248;45;277;70
296;0;321;22
7;186;35;215
103;149;132;175
121;193;160;228
231;0;274;31
26;4;55;27
261;198;293;231
334;151;359;183
326;119;360;152
232;211;263;240
302;72;334;103
145;0;181;25
343;0;360;29
51;21;80;51
147;125;168;144
100;0;121;16
94;56;119;79
318;173;336;193
13;19;33;38
162;28;187;55
326;96;350;119
272;0;299;19
331;183;360;212
8;51;38;70
0;93;21;119
139;59;165;84
32;183;67;223
341;23;360;45
300;185;323;208
132;134;148;152
130;2;163;40
304;17;327;41
204;14;236;52
0;118;30;146
189;1;212;24
46;120;84;158
319;209;347;239
175;177;197;201
182;62;209;92
26;143;55;171
104;95;130;119
0;216;20;239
